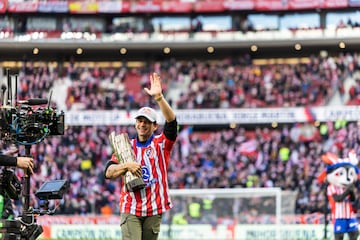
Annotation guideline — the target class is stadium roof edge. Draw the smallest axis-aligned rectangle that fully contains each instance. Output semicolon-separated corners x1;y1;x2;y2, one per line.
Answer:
0;31;358;61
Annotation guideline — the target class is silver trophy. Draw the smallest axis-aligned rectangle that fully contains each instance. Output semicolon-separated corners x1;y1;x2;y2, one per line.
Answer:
109;132;146;191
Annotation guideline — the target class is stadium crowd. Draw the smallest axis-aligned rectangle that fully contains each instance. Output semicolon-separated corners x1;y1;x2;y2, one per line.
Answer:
60;52;359;111
2;50;360;224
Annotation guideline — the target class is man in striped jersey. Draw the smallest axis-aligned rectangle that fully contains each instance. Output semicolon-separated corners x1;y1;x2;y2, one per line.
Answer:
105;72;178;240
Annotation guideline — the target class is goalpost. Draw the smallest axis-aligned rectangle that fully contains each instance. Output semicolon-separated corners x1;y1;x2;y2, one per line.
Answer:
163;188;282;240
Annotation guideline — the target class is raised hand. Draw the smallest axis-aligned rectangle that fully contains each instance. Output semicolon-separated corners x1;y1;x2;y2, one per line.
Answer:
144;72;162;98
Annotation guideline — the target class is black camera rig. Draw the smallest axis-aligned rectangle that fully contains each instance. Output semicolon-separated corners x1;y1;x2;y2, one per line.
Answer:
0;69;68;240
0;77;65;146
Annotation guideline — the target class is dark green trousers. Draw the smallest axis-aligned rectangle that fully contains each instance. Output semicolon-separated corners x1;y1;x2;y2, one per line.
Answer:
120;213;162;240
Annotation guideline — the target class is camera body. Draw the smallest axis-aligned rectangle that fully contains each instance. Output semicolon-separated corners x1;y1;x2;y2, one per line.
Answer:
0;168;21;200
0;103;65;145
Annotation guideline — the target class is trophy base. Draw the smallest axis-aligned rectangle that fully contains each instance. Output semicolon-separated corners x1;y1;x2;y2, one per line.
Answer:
126;178;146;192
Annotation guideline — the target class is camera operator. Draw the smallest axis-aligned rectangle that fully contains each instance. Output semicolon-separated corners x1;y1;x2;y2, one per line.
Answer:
0;147;34;219
0;148;34;174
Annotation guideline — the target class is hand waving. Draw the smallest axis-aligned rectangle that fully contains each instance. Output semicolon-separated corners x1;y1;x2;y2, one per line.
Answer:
144;72;162;97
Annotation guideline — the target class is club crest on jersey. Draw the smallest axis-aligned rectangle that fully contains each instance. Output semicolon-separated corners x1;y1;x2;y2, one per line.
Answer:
145;147;155;158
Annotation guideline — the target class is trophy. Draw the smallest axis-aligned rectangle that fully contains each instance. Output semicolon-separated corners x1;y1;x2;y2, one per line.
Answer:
109;132;146;191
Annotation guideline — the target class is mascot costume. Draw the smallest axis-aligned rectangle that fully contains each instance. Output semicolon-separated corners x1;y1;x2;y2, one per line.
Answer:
318;150;360;240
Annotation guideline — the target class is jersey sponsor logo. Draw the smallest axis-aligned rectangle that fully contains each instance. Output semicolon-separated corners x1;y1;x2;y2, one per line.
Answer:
142;166;151;181
142;165;158;187
146;178;158;187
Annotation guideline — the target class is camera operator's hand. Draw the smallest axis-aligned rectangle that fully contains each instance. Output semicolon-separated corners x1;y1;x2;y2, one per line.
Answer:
16;156;34;174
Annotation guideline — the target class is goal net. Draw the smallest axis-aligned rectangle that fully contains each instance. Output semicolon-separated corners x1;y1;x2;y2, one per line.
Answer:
160;188;285;240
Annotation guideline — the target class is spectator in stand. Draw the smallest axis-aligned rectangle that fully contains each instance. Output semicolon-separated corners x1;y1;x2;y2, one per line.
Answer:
191;18;203;33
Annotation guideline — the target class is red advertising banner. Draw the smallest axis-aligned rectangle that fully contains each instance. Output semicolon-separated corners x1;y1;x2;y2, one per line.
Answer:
193;0;226;12
129;0;162;13
68;1;98;14
254;0;287;11
288;0;321;9
0;0;353;14
223;0;255;10
0;0;6;13
161;0;193;13
8;0;38;12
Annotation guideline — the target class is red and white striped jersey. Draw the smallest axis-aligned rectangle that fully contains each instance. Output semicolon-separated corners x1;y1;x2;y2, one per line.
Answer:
111;132;175;217
327;185;357;220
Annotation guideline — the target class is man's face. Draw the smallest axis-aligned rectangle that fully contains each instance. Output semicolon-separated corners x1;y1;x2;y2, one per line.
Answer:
135;117;158;141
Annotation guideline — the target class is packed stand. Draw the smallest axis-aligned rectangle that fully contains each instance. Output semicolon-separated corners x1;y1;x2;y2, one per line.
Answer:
62;52;359;111
14;52;359;112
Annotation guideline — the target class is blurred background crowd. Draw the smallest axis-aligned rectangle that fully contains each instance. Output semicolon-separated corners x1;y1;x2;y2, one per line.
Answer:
1;49;359;225
20;51;360;112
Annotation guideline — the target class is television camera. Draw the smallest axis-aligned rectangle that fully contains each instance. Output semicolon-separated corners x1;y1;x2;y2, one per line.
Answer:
0;69;68;240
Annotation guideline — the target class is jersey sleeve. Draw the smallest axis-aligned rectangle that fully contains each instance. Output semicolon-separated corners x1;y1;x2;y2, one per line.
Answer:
163;118;178;141
104;153;120;179
0;155;17;167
